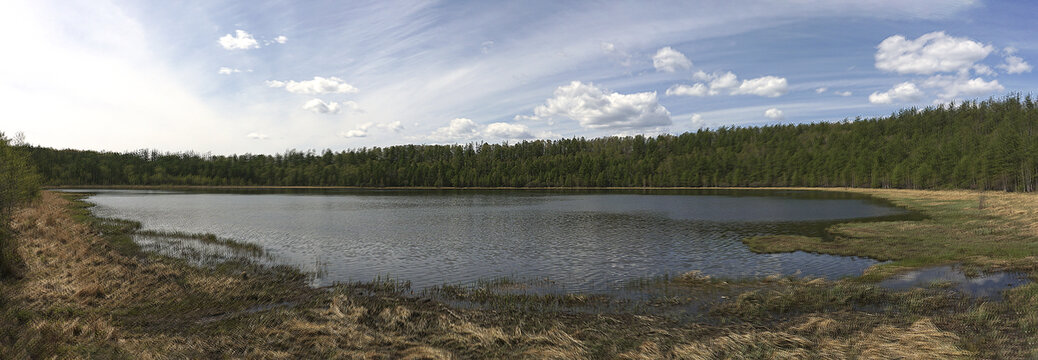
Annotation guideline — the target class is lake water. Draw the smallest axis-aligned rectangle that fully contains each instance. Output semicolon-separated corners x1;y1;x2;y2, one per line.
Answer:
76;189;914;292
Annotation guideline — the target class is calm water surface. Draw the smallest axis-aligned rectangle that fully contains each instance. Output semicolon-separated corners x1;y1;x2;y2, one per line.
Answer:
78;189;915;291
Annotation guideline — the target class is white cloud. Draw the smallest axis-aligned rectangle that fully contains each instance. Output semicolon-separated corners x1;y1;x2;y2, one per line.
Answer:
708;72;740;94
340;129;367;138
815;87;828;94
665;83;709;97
484;122;534;139
869;82;924;104
302;99;342;114
481;40;494;54
652;46;692;72
835;91;853;97
972;64;995;76
764;108;784;120
275;35;287;44
675;72;786;97
430;118;481;141
688;71;740;95
219;30;260;50
922;75;1004;100
528;81;671;130
425;119;553;142
601;42;616;52
267;76;358;94
999;48;1032;74
246;132;269;140
732;76;788;97
690;113;706;129
218;67;241;75
875;31;994;75
385;121;403;132
340;121;402;139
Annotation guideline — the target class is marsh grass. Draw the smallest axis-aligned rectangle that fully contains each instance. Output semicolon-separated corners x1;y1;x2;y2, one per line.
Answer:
135;230;265;257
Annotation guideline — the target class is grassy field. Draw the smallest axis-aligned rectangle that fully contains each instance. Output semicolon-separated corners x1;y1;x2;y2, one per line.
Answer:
2;189;1037;358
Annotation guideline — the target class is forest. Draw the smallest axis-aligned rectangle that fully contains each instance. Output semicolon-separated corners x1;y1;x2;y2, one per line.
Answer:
21;95;1038;192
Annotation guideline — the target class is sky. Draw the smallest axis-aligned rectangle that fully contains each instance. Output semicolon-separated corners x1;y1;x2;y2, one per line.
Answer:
1;0;1035;154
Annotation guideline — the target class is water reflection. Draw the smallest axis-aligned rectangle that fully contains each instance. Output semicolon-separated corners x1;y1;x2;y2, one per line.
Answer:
878;265;1029;299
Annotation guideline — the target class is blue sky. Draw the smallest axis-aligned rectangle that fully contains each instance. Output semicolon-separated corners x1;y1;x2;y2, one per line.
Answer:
1;0;1035;154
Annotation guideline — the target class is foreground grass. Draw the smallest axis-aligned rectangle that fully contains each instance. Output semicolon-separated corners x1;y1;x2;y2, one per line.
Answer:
2;189;1037;358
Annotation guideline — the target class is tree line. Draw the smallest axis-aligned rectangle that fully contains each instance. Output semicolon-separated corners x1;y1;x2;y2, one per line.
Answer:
1;133;41;278
22;95;1038;192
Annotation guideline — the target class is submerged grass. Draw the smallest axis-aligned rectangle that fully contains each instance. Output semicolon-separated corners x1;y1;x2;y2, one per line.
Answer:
3;188;1038;357
135;230;266;257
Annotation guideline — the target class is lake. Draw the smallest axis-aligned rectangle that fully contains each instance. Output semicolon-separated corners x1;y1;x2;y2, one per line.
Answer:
75;189;914;292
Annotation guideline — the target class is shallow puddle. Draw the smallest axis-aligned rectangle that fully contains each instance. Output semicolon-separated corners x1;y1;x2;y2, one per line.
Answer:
878;265;1029;299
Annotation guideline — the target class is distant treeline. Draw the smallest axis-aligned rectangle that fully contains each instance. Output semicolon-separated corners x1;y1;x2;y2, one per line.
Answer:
24;95;1038;191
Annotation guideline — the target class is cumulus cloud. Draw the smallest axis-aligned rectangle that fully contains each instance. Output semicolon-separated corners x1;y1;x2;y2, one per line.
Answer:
339;121;402;139
670;71;738;97
666;83;709;97
999;48;1032;74
732;76;788;97
815;87;828;94
922;75;1004;101
690;113;706;129
246;132;269;140
430;118;481;141
425;119;557;142
302;99;342;114
267;76;358;94
275;35;287;44
219;30;260;50
218;67;241;75
340;129;366;138
484;122;534;139
669;71;786;97
869;82;924;104
707;72;740;94
385;121;403;132
764;108;784;120
652;46;692;72
875;31;994;75
972;64;995;76
527;81;671;130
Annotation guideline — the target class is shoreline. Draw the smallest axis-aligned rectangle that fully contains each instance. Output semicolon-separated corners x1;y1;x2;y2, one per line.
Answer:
47;184;920;191
3;189;1037;357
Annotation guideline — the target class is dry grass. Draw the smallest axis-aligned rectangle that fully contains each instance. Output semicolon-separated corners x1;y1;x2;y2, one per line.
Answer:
613;317;968;359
